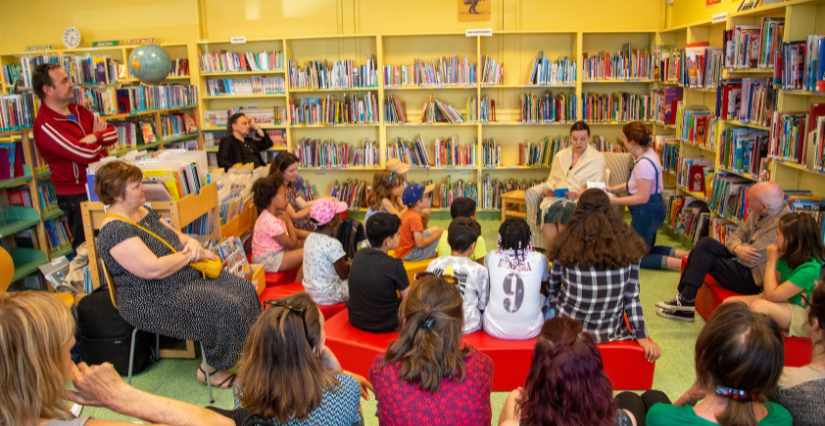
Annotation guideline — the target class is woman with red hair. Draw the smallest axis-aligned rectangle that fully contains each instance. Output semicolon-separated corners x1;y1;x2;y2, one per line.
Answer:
497;316;635;426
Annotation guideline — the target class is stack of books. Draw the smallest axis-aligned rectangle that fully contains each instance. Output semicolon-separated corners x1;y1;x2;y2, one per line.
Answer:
289;93;378;125
288;57;378;89
198;51;285;73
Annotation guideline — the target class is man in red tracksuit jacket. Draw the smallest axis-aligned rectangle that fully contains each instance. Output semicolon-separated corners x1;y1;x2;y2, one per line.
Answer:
32;63;118;252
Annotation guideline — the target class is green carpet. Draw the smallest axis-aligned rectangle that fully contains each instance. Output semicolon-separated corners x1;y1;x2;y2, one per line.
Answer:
82;216;702;425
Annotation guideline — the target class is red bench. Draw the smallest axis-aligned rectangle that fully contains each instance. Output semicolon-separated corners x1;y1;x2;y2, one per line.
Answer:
681;258;813;367
259;283;346;320
324;309;655;391
264;270;299;287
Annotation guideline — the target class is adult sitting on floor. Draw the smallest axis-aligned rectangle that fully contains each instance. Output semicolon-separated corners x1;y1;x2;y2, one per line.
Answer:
536;121;605;248
656;181;790;323
0;291;233;426
94;161;262;389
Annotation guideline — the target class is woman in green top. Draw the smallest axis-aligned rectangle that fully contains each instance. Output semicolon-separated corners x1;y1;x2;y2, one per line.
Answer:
724;213;825;337
634;303;791;426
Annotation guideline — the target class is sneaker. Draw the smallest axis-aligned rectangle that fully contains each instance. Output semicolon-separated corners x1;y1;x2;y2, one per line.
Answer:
655;295;695;312
656;308;695;323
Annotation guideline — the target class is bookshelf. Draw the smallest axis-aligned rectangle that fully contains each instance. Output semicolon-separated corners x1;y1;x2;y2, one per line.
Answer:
658;0;825;247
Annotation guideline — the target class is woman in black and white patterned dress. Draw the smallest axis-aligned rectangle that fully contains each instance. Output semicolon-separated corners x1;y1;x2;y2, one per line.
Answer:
94;161;261;388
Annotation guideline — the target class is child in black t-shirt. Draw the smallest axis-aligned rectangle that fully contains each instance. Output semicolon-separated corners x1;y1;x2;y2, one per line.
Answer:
348;213;411;333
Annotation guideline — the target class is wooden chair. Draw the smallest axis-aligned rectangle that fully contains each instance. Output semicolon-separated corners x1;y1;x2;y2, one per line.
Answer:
101;260;215;403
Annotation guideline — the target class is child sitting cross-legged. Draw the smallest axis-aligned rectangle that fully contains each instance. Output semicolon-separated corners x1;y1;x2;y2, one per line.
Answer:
436;197;488;265
427;217;489;334
394;183;445;262
302;198;351;305
348;212;411;333
364;170;406;224
251;172;303;281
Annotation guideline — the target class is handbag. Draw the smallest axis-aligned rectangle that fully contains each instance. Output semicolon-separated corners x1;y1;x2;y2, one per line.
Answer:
104;213;223;279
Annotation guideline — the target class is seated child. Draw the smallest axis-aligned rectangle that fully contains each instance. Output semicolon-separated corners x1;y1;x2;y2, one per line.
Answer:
436;197;488;265
386;158;431;227
483;218;549;340
395;183;444;262
348;213;411;333
365;170;406;224
427;217;489;334
251;173;303;280
721;212;825;338
546;189;660;362
302;198;351;305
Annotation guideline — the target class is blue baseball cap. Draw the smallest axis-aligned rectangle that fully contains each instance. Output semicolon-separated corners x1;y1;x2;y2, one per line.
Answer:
402;182;435;206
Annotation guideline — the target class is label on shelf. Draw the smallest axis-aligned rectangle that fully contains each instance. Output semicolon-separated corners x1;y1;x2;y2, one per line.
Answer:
231;36;247;44
25;45;54;51
246;104;258;109
466;28;493;37
92;40;120;47
127;38;156;45
712;12;728;24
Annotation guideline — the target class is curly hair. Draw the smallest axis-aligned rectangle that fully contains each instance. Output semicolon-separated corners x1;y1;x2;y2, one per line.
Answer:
367;170;405;210
516;317;616;426
252;173;286;210
547;189;648;269
382;275;469;393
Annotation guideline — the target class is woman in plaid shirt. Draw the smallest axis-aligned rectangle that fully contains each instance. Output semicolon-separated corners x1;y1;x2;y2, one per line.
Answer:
546;189;661;362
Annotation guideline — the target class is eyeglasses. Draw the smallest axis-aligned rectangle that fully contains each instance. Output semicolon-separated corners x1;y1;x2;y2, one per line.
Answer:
263;299;309;341
414;271;458;285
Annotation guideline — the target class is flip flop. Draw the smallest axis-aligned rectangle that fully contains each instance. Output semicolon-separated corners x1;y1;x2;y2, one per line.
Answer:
197;367;237;389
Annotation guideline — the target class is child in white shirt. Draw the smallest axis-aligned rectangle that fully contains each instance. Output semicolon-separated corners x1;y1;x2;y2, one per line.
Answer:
302;198;351;305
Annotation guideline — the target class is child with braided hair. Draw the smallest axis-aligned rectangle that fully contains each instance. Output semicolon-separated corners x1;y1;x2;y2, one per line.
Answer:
483;218;550;340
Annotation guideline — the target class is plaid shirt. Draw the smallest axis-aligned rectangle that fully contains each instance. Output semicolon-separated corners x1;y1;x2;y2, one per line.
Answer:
547;262;647;343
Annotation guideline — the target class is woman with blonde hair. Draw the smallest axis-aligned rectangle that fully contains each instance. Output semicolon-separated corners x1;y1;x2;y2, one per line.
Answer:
0;291;233;426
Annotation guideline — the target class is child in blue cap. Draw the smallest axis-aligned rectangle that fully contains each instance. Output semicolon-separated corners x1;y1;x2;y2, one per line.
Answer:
394;182;445;261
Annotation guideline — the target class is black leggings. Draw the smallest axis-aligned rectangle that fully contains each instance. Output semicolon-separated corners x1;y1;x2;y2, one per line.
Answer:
615;390;671;426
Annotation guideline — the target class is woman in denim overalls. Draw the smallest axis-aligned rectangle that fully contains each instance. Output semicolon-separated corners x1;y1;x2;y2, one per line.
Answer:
607;122;689;270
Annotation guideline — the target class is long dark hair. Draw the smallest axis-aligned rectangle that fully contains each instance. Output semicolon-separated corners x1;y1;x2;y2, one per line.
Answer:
809;283;825;350
547;189;648;269
269;152;300;177
237;293;336;423
516;317;615;426
382;275;468;393
777;213;825;270
695;303;784;426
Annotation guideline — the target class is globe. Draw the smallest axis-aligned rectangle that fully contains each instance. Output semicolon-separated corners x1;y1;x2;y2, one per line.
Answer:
128;44;171;84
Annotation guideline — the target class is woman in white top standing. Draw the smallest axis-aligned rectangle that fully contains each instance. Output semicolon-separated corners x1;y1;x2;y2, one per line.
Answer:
539;121;605;248
608;121;688;270
484;218;549;340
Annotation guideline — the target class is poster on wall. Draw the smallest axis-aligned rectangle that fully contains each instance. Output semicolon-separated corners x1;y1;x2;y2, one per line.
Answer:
458;0;490;22
706;0;721;5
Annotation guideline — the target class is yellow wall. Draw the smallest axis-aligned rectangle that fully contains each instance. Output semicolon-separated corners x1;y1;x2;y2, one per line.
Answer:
665;0;740;29
0;0;666;51
0;0;199;53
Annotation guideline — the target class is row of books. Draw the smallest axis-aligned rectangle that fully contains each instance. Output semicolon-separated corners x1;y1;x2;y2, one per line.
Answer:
78;85;199;116
593;135;626;153
433;137;477;168
708;173;753;224
521;92;576;123
2;64;21;86
61;55;119;85
685;44;724;89
664;192;711;245
720;127;770;179
0;93;39;132
393;56;477;87
19;55;60;88
786;197;825;244
6;182;60;213
204;107;288;128
292;138;379;168
480;96;496;123
14;219;72;253
527;52;576;86
384;95;407;123
676;155;714;194
768;111;808;165
160;113;199;138
724;22;784;70
653;45;684;84
288;58;378;90
711;216;739;247
205;76;285;96
437;178;478;209
0;142;23;180
288;93;378;125
386;137;430;167
582;92;651;123
657;137;680;172
198;51;285;73
519;137;570;167
674;105;712;146
480;56;504;85
330;179;368;210
420;96;467;124
480;175;542;210
650;86;682;125
582;45;653;80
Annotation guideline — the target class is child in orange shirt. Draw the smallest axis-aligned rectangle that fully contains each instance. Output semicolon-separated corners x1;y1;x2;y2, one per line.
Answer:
394;183;444;261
